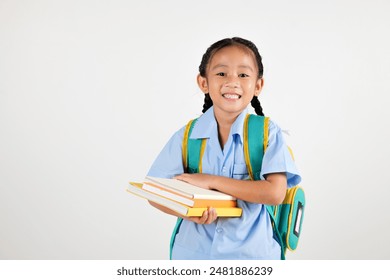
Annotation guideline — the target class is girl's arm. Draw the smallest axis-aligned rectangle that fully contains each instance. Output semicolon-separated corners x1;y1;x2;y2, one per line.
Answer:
174;173;287;205
148;201;217;224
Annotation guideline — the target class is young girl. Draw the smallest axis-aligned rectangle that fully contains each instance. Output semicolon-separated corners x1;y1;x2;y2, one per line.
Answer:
147;37;301;260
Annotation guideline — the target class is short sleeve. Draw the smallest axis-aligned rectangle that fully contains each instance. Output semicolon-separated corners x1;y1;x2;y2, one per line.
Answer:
147;126;185;179
260;120;302;187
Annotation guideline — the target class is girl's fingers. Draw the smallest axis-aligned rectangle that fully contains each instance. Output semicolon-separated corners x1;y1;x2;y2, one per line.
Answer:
204;208;217;224
187;208;217;224
200;209;209;224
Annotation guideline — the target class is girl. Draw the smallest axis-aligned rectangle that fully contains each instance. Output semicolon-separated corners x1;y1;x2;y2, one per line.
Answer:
147;37;301;260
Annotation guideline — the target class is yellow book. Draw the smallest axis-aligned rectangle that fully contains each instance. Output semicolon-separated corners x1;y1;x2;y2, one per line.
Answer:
127;182;242;217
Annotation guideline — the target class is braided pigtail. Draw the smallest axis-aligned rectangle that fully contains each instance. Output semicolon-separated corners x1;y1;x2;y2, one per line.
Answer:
251;96;264;116
202;93;213;113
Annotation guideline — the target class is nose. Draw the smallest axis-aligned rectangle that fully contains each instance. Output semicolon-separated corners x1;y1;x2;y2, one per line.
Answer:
224;76;240;88
224;82;240;89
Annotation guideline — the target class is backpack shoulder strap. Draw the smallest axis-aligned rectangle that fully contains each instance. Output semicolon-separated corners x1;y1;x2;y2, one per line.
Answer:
182;118;207;174
170;118;206;259
169;217;183;259
243;114;269;181
243;114;286;259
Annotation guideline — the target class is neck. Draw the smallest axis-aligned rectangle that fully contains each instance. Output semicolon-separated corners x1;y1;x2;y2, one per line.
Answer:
213;108;241;127
213;109;243;149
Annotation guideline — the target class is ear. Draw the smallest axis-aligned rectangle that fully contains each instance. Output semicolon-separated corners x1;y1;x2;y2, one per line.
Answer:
197;74;208;93
255;78;264;96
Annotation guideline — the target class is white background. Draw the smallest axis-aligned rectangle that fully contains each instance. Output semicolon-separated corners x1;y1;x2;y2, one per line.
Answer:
1;0;389;260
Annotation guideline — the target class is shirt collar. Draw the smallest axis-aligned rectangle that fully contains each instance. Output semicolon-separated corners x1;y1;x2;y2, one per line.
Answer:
190;106;249;142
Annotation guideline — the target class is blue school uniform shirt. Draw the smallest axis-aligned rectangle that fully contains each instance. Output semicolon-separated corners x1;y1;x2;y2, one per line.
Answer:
147;106;301;260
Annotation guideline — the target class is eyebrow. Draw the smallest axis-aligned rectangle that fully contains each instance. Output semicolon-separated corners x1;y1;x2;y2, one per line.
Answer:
211;63;255;72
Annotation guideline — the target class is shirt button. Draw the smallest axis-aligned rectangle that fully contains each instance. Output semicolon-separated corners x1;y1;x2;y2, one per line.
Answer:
216;228;223;234
222;166;226;173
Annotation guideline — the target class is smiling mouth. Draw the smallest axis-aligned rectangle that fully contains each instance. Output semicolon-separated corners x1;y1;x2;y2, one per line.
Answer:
222;93;241;100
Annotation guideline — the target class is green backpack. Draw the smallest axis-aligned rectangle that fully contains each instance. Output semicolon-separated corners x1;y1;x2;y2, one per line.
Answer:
169;114;305;260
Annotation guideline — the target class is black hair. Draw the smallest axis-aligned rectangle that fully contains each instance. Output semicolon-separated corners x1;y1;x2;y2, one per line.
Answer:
199;37;264;116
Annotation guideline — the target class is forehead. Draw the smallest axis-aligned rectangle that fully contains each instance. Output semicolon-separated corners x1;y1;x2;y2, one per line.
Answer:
208;45;257;69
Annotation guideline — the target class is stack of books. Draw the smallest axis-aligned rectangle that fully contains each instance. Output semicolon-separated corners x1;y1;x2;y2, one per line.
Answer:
127;176;242;217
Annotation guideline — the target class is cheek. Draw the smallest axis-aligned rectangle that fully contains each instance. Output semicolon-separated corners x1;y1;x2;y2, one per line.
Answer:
244;81;256;91
207;78;223;91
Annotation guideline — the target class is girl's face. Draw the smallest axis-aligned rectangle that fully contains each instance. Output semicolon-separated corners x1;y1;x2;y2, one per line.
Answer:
197;45;263;119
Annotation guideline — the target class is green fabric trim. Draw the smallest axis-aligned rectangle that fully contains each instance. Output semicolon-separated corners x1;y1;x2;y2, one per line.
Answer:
246;115;265;181
169;218;183;259
186;119;203;174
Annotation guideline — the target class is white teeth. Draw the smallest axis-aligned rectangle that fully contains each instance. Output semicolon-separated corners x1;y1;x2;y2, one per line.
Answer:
223;94;240;99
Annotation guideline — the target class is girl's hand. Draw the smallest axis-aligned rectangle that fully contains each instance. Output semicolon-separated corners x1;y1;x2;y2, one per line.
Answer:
174;173;214;190
185;207;217;225
174;174;218;224
149;201;217;224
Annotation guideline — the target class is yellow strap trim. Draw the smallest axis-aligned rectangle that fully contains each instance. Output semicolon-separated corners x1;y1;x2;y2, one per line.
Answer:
285;186;299;251
271;205;279;228
243;114;254;180
263;117;269;154
198;139;207;173
182;119;194;170
287;146;295;160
